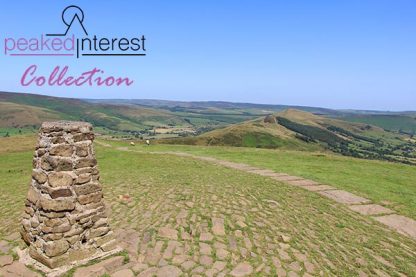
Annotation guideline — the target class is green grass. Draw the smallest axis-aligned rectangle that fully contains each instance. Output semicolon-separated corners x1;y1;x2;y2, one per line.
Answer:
162;109;416;165
0;127;37;137
104;140;416;220
240;132;318;150
97;146;416;276
0;150;33;237
94;144;416;275
0;92;270;137
341;115;416;133
1;136;416;275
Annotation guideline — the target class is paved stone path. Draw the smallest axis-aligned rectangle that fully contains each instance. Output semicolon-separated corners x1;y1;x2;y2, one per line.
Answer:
111;145;416;241
101;145;416;276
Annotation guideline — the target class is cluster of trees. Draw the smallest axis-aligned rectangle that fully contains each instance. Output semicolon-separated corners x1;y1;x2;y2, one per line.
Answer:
327;126;381;145
277;117;416;165
399;129;416;137
276;117;346;148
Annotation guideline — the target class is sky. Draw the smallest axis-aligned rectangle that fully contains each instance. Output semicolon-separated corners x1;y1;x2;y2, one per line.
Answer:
0;0;415;111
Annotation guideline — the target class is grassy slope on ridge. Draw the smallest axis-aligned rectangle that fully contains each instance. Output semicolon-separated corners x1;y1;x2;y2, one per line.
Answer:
340;114;416;133
0;92;287;135
159;117;322;151
0;92;192;134
0;102;62;127
104;140;416;220
161;109;416;164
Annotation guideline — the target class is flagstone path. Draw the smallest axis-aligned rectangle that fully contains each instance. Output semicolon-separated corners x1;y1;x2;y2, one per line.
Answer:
1;142;416;276
111;145;416;241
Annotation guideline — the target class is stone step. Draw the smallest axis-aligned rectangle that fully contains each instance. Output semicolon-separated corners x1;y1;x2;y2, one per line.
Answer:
302;185;336;191
318;190;371;205
373;214;416;239
348;204;394;216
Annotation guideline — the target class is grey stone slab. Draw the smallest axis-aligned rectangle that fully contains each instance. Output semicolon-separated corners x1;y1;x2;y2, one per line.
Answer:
348;204;394;216
271;175;304;182
318;190;371;205
247;169;280;177
286;179;321;186
302;185;336;191
373;214;416;239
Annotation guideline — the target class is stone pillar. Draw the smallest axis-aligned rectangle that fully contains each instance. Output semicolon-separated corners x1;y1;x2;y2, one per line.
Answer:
21;121;116;269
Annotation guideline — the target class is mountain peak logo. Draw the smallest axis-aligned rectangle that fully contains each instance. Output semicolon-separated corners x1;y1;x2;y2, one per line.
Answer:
47;5;88;36
4;5;145;87
4;5;146;58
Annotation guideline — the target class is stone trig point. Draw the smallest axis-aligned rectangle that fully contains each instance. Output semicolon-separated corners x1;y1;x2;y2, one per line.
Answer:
20;121;119;272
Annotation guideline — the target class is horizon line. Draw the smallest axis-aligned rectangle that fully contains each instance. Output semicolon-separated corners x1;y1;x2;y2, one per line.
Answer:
0;91;414;113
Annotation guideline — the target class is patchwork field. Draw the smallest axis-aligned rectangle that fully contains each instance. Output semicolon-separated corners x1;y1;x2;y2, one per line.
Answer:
0;135;416;276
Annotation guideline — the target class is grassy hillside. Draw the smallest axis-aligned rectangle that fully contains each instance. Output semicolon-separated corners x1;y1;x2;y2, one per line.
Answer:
339;114;416;134
86;98;341;115
0;102;62;127
1;91;415;163
159;116;322;151
0;92;349;139
0;92;194;137
0;92;283;137
161;109;416;164
2;91;416;138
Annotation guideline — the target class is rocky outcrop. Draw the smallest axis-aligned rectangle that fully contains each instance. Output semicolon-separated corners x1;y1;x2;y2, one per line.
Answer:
21;121;117;269
263;115;276;124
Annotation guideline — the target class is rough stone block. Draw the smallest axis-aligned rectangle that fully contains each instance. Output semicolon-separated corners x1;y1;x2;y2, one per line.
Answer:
75;144;89;157
44;218;69;228
48;172;74;187
27;187;41;205
75;158;97;169
68;247;97;263
89;226;110;239
32;170;47;184
44;240;70;257
76;173;91;184
50;144;73;157
22;121;114;269
40;198;75;212
40;210;66;219
41;156;73;171
49;187;73;199
78;191;103;205
100;239;118;252
73;132;95;142
41;222;71;234
93;232;114;247
74;182;101;196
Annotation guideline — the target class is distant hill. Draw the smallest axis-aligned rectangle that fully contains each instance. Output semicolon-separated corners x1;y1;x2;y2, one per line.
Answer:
336;114;416;134
85;98;340;114
0;101;61;127
161;109;416;164
1;91;415;146
0;91;344;137
0;92;194;136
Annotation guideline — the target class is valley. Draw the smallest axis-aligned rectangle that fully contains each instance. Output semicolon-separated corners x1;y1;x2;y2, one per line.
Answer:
1;91;415;165
0;92;415;276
